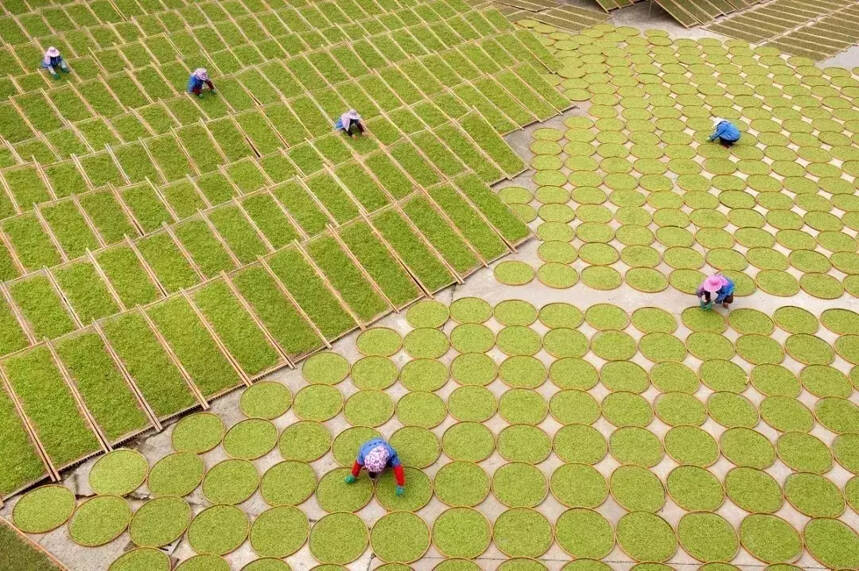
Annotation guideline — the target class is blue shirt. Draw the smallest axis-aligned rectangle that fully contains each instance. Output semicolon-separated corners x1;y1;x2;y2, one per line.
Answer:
334;117;360;130
709;121;740;142
714;278;735;303
187;74;206;92
188;75;203;93
356;438;401;468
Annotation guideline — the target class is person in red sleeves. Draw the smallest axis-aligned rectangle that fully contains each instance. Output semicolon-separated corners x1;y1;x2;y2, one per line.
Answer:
344;437;405;496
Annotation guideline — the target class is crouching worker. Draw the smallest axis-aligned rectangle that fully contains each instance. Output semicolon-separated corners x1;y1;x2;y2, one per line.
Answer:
187;68;215;97
697;274;735;310
335;109;365;137
41;47;68;79
345;437;405;496
708;117;740;147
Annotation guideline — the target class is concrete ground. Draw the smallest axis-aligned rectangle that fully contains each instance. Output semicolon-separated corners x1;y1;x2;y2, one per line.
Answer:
3;1;858;569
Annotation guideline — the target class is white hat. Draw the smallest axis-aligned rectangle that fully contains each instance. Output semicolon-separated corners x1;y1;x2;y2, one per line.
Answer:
193;68;208;81
46;47;60;57
340;109;361;128
713;117;726;127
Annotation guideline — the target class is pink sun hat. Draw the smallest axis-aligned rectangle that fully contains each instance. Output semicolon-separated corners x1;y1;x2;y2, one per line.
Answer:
46;47;60;57
702;274;726;293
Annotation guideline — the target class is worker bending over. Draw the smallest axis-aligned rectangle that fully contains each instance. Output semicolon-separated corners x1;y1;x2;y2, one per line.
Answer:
187;68;215;97
708;117;740;147
345;437;405;496
41;47;69;79
335;109;365;137
697;274;735;310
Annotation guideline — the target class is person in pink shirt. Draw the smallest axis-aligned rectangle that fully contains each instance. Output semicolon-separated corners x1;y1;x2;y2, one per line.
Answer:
697;274;735;310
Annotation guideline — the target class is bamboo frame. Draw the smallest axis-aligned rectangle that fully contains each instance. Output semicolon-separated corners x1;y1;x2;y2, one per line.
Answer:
220;270;294;368
0;24;546;221
102;143;132;187
244;184;309;243
0;281;36;346
0;516;69;568
292;240;367;329
416;184;489;268
159;220;207;282
123;234;169;298
255;255;333;349
35;269;82;336
180;288;251;387
191;210;242;270
0;164;26;215
0;6;551;386
69;194;109;248
89;319;162;430
30;159;59;203
91;313;202;425
44;339;114;451
86;248;127;312
31;205;70;265
325;222;397;310
231;196;277;254
135;305;210;408
0;369;56;484
0;342;107;475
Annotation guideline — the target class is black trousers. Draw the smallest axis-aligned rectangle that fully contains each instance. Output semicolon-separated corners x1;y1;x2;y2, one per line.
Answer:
344;119;364;136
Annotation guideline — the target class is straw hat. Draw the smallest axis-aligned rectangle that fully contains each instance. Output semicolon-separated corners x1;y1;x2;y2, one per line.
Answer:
46;47;60;57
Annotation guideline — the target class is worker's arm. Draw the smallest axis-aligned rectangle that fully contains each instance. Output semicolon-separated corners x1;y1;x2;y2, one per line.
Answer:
390;449;405;494
389;449;404;482
43;59;57;77
345;460;362;483
709;123;729;141
708;123;722;141
346;443;365;482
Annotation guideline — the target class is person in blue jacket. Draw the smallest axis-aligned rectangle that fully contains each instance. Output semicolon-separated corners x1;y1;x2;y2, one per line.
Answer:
187;68;215;97
344;437;405;496
40;47;68;79
708;117;740;147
